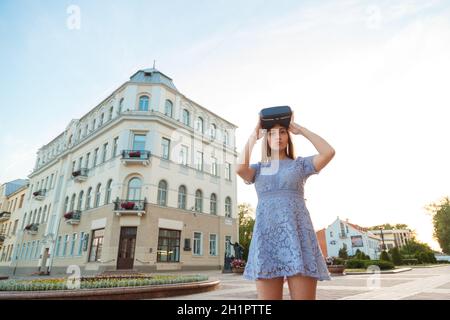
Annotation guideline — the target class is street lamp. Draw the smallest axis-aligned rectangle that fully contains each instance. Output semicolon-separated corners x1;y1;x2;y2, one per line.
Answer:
379;227;386;251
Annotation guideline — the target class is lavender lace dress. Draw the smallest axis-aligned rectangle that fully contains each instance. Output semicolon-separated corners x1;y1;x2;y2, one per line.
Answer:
243;155;331;281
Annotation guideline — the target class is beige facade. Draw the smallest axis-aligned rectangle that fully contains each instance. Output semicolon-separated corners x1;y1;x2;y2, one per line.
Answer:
370;229;414;250
3;68;239;276
0;181;28;274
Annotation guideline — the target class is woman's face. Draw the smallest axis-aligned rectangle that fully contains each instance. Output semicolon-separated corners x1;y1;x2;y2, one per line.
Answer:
267;124;289;152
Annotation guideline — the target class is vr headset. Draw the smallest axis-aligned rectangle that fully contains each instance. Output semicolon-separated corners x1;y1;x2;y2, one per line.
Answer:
259;106;292;130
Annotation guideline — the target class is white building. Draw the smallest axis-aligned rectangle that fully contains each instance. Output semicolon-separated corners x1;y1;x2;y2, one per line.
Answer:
317;217;381;260
3;68;239;276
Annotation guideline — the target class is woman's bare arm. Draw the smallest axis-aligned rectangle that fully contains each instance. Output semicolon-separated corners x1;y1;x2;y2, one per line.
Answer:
236;119;263;183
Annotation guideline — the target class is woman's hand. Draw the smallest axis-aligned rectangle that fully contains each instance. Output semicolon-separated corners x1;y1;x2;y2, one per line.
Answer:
252;117;264;140
288;111;304;135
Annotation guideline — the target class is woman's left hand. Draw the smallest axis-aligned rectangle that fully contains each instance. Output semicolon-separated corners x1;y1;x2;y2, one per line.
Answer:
288;111;303;135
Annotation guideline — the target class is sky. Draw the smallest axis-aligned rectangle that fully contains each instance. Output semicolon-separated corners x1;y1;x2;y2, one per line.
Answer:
1;0;449;251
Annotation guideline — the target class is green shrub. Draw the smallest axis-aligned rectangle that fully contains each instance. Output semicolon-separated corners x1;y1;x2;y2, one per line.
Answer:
380;250;391;261
389;247;403;265
401;258;418;265
364;260;395;270
346;259;366;269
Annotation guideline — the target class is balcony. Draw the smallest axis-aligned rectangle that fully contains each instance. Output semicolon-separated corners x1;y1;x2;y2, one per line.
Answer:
72;168;89;182
24;223;39;235
121;150;151;166
339;232;347;239
0;211;11;222
113;199;146;217
64;210;82;225
32;189;46;201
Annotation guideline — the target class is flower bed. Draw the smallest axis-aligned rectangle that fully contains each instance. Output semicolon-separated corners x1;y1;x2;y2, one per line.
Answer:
0;274;209;291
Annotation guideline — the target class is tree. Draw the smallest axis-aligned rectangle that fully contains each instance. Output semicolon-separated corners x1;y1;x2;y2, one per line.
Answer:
389;247;402;265
380;250;391;262
401;239;437;264
426;196;450;254
338;246;348;259
238;203;255;261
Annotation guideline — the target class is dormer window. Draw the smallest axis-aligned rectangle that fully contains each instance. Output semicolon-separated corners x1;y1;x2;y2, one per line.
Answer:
144;71;152;77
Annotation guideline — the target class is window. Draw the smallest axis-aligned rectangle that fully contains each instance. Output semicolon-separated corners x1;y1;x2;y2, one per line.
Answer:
109;106;113;121
113;137;118;157
72;161;76;173
210;234;217;256
78;157;83;170
195;189;203;212
37;208;41;225
179;145;188;166
70;194;76;211
94;184;101;207
225;197;232;218
139;95;149;111
42;206;47;224
89;229;104;262
92;119;96;131
62;235;69;256
119;98;124;113
210;124;217;139
161;138;170;160
93;148;99;167
157;229;181;262
70;233;77;256
78;232;85;256
86;187;92;210
105;179;113;204
77;191;84;210
102;143;108;163
182;109;190;126
196;151;203;171
330;231;333;237
22;213;27;230
86;153;90;168
224;131;229;145
211;157;217;176
193;232;202;255
196;117;204;133
100;113;104;126
225;162;231;180
128;178;142;200
210;194;217;215
158;180;168;206
164;100;173;117
178;185;187;210
133;134;146;151
85;124;89;137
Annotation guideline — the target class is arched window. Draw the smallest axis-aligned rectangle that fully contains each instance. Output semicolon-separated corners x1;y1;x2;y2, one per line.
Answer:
109;106;114;121
139;95;149;111
158;180;168;206
225;197;232;217
210;124;217;140
94;184;101;208
100;113;104;126
70;193;76;211
78;191;84;210
182;109;190;126
165;100;173;117
64;196;69;213
210;193;217;215
86;187;92;210
127;178;142;200
224;130;229;145
105;179;113;204
196;117;204;133
195;189;203;213
178;185;186;210
119;98;124;113
22;212;27;229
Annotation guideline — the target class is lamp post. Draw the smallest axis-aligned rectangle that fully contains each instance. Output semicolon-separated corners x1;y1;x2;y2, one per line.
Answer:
379;227;386;251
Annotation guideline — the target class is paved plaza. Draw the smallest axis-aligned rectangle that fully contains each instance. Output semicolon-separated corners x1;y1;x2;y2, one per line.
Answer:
155;265;450;300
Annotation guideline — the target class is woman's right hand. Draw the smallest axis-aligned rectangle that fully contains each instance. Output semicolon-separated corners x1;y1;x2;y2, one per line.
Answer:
252;117;264;140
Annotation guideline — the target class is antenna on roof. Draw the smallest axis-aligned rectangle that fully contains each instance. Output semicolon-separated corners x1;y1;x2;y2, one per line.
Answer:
153;60;156;69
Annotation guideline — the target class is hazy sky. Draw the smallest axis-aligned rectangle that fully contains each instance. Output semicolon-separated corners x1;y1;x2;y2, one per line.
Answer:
1;0;449;251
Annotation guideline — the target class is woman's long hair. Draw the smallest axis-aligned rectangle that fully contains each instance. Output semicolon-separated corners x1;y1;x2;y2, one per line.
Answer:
261;128;295;163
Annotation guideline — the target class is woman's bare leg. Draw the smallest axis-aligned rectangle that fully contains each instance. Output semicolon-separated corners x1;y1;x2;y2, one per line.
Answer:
286;274;318;300
255;277;284;300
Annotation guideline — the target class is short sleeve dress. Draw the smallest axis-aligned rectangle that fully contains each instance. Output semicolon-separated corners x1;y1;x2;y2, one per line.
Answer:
243;155;331;281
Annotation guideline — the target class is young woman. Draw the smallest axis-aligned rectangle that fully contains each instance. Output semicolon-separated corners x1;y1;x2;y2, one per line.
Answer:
236;113;335;300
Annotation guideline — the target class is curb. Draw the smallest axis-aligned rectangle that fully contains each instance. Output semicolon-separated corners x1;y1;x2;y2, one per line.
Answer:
345;268;412;275
0;279;220;300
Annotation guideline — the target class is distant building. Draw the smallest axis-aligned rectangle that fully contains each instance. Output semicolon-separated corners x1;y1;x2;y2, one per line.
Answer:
370;228;413;250
316;217;381;260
